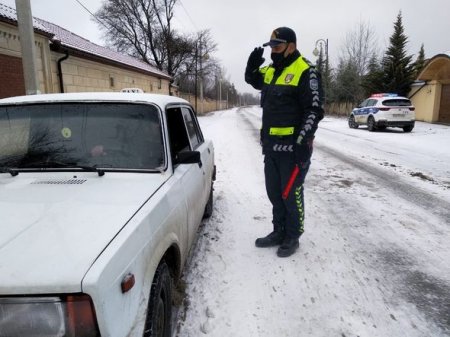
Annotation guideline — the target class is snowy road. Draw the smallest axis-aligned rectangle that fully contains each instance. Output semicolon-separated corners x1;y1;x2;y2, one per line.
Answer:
175;106;450;337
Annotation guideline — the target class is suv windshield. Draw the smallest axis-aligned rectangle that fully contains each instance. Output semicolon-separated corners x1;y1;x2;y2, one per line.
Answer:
0;103;164;170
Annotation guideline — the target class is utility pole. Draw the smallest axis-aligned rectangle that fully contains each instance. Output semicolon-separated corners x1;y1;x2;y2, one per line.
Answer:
194;42;198;112
218;71;222;110
15;0;40;95
199;36;204;114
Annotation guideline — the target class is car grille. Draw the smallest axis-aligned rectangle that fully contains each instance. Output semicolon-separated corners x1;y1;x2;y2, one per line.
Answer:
31;179;87;185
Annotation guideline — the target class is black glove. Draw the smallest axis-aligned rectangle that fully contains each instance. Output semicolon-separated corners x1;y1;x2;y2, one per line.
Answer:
247;47;265;71
294;137;314;166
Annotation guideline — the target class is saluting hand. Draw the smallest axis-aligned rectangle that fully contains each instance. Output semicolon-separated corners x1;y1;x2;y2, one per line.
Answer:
247;47;265;71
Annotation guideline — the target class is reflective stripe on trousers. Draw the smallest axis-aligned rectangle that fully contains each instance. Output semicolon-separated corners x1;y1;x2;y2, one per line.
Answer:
264;152;310;238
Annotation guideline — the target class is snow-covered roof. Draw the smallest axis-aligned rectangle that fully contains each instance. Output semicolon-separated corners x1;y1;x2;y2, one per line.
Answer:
0;3;171;80
0;92;189;109
0;2;52;36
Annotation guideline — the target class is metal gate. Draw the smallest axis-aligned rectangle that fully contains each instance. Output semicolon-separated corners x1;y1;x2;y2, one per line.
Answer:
0;54;25;99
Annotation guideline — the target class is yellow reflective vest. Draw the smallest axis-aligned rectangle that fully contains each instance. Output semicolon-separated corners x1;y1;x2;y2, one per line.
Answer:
258;54;311;145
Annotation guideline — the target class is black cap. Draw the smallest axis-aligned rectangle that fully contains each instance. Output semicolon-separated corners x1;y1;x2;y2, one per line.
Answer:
262;27;297;47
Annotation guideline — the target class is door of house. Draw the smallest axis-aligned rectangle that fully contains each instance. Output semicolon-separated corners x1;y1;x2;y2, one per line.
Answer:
439;84;450;124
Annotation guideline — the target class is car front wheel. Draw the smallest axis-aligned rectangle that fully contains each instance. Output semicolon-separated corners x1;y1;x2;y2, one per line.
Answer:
348;115;359;129
143;262;172;337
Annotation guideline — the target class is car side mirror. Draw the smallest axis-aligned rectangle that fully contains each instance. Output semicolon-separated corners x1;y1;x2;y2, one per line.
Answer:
177;151;202;167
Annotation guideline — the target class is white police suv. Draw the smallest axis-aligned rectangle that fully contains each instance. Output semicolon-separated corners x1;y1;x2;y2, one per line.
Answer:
348;93;415;132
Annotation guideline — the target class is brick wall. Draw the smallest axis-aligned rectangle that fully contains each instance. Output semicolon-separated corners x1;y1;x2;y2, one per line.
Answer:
1;21;172;97
0;54;25;99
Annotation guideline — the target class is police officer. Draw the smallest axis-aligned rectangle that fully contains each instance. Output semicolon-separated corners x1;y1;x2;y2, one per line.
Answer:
245;27;324;257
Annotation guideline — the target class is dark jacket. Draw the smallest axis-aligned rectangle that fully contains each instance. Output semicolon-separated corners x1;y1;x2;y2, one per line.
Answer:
245;50;324;153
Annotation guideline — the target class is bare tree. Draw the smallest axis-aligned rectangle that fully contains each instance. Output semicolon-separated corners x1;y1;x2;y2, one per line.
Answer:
95;0;194;79
177;30;218;98
331;20;379;103
341;20;379;77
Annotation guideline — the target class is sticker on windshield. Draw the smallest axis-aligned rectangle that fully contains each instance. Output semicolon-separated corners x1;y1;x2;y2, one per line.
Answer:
61;127;72;138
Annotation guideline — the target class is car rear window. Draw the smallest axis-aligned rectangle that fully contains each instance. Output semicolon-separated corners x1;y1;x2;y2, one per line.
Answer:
382;99;412;107
0;102;164;170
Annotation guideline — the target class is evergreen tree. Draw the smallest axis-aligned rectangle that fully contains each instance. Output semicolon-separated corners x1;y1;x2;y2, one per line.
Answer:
362;53;383;97
413;44;426;78
331;59;360;104
315;45;331;103
380;12;415;96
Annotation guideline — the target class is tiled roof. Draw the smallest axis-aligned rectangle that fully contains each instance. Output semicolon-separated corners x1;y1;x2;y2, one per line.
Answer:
0;3;171;79
0;2;52;36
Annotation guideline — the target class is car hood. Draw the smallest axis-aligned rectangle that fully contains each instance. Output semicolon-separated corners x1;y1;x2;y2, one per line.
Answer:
0;172;168;294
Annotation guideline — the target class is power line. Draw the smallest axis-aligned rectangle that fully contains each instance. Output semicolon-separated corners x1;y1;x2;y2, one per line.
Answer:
178;0;198;31
73;0;109;31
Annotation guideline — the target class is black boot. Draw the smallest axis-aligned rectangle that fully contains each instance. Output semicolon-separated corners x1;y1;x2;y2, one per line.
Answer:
255;231;284;248
276;237;299;257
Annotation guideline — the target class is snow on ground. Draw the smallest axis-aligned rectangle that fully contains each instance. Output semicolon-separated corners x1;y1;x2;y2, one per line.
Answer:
175;107;450;337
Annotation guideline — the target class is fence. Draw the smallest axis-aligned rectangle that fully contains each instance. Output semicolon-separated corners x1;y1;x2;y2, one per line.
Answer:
178;92;356;117
325;102;355;117
179;93;229;115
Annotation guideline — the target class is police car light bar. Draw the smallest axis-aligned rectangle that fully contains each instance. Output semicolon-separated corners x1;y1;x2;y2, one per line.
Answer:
371;93;398;97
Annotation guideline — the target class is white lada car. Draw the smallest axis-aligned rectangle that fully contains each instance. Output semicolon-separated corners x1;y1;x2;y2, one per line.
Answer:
0;92;215;337
348;93;415;132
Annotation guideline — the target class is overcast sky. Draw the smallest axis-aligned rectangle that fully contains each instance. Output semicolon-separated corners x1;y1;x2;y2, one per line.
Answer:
2;0;450;94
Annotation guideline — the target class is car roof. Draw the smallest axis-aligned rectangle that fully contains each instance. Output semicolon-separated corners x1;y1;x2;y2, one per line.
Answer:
0;92;191;110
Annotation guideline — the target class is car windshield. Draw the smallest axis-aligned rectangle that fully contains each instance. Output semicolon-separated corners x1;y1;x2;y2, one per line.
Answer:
382;99;412;107
0;102;164;170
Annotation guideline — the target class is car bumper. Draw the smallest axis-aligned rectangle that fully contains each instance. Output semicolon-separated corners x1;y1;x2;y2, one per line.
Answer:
376;120;415;127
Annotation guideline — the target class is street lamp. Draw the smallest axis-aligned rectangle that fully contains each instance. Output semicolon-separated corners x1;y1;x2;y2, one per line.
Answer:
313;38;328;63
313;38;329;104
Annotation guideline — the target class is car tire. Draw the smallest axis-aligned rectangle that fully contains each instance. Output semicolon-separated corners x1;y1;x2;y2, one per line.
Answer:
143;262;172;337
203;184;214;219
348;115;359;129
367;116;376;132
403;125;414;132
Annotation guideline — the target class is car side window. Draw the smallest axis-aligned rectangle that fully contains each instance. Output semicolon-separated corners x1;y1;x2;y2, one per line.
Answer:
166;106;191;164
181;107;203;150
359;99;369;108
367;99;377;107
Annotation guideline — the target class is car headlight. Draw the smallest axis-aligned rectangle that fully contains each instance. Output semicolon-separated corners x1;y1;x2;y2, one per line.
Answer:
0;294;99;337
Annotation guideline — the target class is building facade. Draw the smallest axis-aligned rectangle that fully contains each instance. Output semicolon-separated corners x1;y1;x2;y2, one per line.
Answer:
410;53;450;124
0;3;172;99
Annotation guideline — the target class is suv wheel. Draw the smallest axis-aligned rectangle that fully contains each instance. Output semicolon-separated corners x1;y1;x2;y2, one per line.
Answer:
403;125;414;132
367;116;376;132
348;115;359;129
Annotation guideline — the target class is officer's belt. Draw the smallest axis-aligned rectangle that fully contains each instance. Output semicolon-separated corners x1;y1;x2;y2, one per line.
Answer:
269;127;294;136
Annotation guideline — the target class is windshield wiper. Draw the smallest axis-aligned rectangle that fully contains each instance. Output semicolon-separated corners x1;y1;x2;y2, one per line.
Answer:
26;161;105;177
0;167;19;177
69;164;105;177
